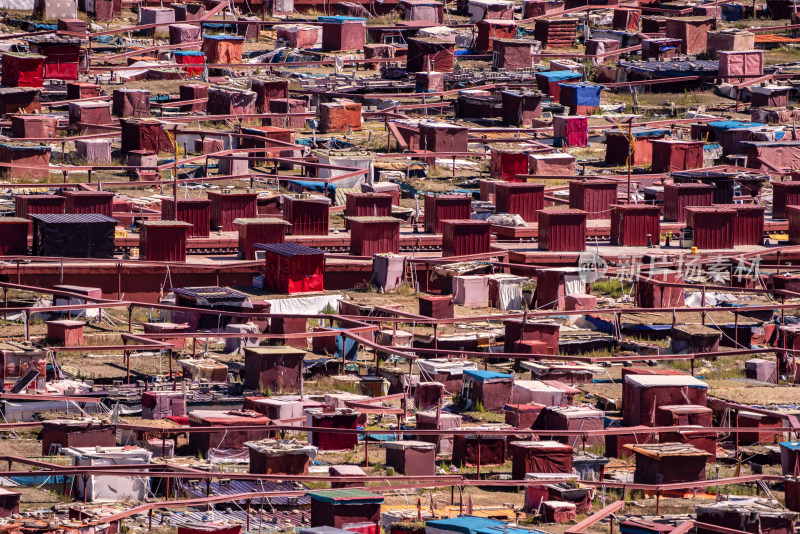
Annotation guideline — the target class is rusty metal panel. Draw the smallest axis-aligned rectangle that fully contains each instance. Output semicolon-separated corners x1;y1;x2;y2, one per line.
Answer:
344;193;392;230
663;183;714;222
424;194;472;233
283;196;330;236
715;203;764;246
348;216;400;256
161;198;211;237
494;182;545;222
441;219;491;257
63;191;114;217
207;192;258;232
771;181;800;220
686;206;735;250
610;204;661;246
537;208;587;251
568;180;618;220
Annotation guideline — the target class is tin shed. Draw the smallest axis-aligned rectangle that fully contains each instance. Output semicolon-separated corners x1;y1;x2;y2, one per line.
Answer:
686;205;735;249
610;204;661;246
416;410;462;454
568;180;618;220
234;218;290;260
652;140;705;173
63;191;114;217
202;34;244;64
490;146;530;180
462;369;513;411
161;198;211;238
424;194;472;233
139;221;192;262
542;406;605;448
622;373;708;426
1;54;44;88
441;219;491;257
188;410;273;456
31;213;117;259
244;346;305;393
719;50;763;78
503;403;544;429
553;115;588;147
655;405;713;427
246;439;317;475
307;409;360;450
535;70;582;98
381;440;436;476
319;100;362;133
696;500;797;534
348;216;401;256
771;181;800;219
319;16;366;51
452;426;509;467
10;114;56;139
120;119;173;154
537;209;587;251
0;217;29;255
15;194;65;234
509;440;574;479
257;243;324;294
63;447;152;502
308;490;382;531
41;420;116;456
0;142;50;180
141;391;186;420
627;442;710;484
505;318;560;352
419;122;469;153
500;90;544;126
495;182;545;222
345;193;392;229
407;38;455;72
399;0;444;22
714;203;764;245
665;17;715;55
112;89;150;118
492;38;533;71
207;192;257;232
605;127;669;166
475;19;516;52
283;195;331;235
558;82;603;115
663;182;714;222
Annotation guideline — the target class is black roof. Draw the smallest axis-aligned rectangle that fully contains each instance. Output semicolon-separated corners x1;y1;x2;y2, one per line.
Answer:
254;243;325;257
30;214;118;224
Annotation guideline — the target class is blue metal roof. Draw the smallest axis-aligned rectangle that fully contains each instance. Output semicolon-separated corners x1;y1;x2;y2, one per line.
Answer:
536;70;582;81
780;441;800;451
317;15;366;22
426;516;505;534
464;369;513;382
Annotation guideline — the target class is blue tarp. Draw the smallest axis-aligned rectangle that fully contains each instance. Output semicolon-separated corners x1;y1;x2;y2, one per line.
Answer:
632;128;670;138
202;33;244;40
174;50;204;57
558;82;604;106
426;516;506;534
317;15;366;23
328;326;358;360
464;369;512;382
287;180;336;193
781;441;800;450
537;70;582;82
708;120;765;131
704;143;721;151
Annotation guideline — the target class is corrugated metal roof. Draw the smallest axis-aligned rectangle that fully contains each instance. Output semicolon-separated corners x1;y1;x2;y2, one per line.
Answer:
171;286;250;299
144;220;193;227
346;216;400;223
254;243;324;257
233;218;291;225
180;479;311;507
307;489;383;503
30;213;118;224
